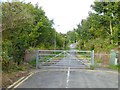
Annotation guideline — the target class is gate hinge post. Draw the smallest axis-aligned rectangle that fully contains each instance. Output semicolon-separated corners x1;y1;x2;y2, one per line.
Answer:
36;50;39;69
91;50;94;65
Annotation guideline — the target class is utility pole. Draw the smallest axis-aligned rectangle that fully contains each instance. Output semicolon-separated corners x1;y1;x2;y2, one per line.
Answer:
64;35;67;50
54;25;60;50
54;31;56;50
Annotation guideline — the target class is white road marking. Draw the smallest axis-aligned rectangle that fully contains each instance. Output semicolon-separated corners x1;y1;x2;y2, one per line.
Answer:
66;67;70;88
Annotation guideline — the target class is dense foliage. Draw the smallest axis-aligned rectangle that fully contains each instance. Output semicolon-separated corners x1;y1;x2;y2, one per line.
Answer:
68;2;119;52
2;2;65;71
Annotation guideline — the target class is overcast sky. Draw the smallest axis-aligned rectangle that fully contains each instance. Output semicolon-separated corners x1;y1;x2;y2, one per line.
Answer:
2;0;95;33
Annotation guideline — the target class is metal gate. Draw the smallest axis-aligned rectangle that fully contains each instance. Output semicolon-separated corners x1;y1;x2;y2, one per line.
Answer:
36;50;94;69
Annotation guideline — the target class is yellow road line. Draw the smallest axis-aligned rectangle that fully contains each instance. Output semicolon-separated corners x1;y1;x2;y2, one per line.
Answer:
13;72;34;88
7;72;33;89
8;77;25;88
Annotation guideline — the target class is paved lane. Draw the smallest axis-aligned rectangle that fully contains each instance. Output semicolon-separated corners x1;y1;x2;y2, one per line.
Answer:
17;69;118;88
16;46;118;88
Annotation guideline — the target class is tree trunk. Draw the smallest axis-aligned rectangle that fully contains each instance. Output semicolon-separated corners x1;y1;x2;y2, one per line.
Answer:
110;20;113;44
110;20;113;35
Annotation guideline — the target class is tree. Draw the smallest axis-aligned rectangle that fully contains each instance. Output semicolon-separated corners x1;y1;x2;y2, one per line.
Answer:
2;1;65;67
69;2;119;51
91;2;120;44
2;2;34;65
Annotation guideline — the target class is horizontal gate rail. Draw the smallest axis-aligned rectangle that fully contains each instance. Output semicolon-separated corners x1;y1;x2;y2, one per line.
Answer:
46;51;64;62
38;54;58;56
67;50;91;53
37;50;64;52
37;50;91;52
36;50;94;69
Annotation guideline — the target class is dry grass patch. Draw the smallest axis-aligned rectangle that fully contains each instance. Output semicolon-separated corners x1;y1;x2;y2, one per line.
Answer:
2;70;29;88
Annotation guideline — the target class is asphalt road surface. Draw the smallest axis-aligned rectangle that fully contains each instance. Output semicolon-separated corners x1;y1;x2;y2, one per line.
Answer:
17;69;118;88
16;45;118;88
17;56;118;88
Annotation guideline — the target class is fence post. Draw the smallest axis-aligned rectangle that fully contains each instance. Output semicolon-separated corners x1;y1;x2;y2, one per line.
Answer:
36;50;39;69
109;50;116;65
91;50;94;65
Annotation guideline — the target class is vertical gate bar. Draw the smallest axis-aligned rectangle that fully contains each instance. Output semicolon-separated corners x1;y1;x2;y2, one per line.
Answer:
64;51;65;59
91;50;94;65
36;50;39;69
64;51;66;68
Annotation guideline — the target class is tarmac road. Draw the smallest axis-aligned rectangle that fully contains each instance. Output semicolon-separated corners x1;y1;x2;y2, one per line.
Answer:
16;49;118;88
17;68;118;88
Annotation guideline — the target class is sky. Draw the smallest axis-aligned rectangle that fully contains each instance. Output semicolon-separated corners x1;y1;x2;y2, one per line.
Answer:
1;0;95;34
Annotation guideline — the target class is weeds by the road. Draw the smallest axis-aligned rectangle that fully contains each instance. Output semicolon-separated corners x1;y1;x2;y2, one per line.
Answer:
90;65;95;70
2;63;33;88
2;70;29;88
28;58;36;68
108;65;120;70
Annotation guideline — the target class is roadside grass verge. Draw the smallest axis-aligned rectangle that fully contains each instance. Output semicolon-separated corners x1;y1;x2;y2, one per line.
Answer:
2;70;29;88
108;65;120;71
28;58;36;68
89;65;95;70
2;62;33;88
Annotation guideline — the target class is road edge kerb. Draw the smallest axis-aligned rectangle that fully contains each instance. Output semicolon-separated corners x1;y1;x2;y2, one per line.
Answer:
7;72;36;89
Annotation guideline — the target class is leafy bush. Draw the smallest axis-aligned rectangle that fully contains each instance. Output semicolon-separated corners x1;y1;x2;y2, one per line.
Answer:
28;57;36;67
108;65;119;70
2;40;13;72
90;65;95;70
95;58;103;63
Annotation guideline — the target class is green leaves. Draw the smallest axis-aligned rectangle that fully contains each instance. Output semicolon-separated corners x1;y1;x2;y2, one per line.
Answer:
71;2;119;51
2;1;65;67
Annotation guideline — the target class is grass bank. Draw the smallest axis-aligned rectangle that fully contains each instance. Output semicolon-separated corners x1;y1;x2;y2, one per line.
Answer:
2;62;33;88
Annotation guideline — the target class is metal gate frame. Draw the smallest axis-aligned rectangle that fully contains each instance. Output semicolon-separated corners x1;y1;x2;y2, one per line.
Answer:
36;50;94;69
